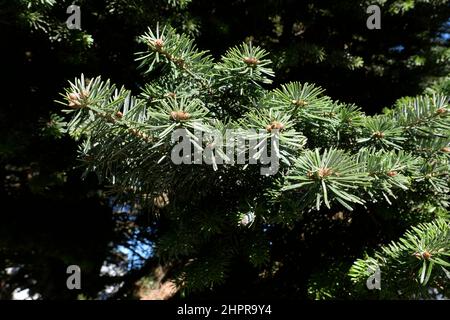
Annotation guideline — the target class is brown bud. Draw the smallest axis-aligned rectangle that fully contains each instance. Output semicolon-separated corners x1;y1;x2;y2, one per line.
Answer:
80;89;90;99
170;111;190;121
266;121;285;132
115;111;123;119
441;147;450;153
387;171;398;177
68;101;82;108
67;92;83;109
68;92;79;100
372;131;385;139
436;107;447;115
243;56;260;66
272;121;285;131
292;99;308;107
422;251;432;260
152;38;164;51
318;167;333;179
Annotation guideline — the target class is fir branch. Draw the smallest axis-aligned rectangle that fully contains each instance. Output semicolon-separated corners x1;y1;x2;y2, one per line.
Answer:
283;148;371;211
349;218;450;298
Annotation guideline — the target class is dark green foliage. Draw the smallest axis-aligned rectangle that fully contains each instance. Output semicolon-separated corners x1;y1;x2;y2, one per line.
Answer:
191;0;450;110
